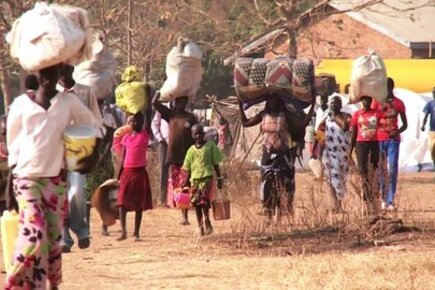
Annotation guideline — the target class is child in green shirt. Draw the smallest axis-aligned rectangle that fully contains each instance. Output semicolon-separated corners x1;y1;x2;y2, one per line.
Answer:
182;124;223;236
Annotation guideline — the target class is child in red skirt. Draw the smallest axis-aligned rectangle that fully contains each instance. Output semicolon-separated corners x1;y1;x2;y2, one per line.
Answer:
117;112;153;241
182;124;223;236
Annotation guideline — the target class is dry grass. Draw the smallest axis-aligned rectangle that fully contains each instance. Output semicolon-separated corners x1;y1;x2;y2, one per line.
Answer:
0;162;434;289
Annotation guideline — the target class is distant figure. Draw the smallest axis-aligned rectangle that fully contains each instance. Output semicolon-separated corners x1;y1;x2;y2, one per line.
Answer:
152;92;197;225
304;119;315;157
319;96;351;212
371;78;407;210
239;96;314;220
182;124;223;236
214;105;233;155
312;93;330;159
151;103;170;207
421;87;435;170
116;112;153;241
350;96;397;213
57;63;104;253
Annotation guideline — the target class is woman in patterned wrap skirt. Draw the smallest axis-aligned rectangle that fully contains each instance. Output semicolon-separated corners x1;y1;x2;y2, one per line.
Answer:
320;96;351;212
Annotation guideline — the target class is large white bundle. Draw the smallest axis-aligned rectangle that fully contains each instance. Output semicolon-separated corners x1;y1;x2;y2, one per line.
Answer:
74;33;117;100
6;2;92;71
349;50;387;104
160;39;203;101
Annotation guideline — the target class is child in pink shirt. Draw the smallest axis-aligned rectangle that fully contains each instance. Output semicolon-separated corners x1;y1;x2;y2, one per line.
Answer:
117;112;153;241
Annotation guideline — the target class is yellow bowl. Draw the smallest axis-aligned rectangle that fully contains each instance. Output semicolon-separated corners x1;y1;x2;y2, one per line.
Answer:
64;125;97;171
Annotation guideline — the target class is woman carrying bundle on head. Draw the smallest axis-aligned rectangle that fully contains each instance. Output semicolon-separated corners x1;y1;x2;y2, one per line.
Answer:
350;96;398;213
5;64;100;290
239;95;314;221
152;91;197;225
116;112;153;241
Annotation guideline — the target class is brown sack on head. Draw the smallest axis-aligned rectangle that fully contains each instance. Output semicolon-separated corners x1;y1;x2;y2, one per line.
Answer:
91;179;119;227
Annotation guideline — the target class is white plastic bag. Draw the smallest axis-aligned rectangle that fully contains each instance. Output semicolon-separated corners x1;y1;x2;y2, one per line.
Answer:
160;40;203;101
6;2;92;71
349;49;387;104
74;33;116;100
308;158;323;180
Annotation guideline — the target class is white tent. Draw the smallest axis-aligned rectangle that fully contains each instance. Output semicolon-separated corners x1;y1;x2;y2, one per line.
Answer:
394;88;432;171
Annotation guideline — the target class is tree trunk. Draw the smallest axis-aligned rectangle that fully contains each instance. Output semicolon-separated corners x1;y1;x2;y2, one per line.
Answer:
0;65;11;114
127;0;133;66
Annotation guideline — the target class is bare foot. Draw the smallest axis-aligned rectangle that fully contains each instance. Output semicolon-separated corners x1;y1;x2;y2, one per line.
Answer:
101;230;110;236
116;234;127;241
204;225;213;235
179;220;190;226
134;236;142;242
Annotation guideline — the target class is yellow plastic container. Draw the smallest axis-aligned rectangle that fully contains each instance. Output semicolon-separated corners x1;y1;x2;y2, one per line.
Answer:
1;210;19;274
63;125;97;171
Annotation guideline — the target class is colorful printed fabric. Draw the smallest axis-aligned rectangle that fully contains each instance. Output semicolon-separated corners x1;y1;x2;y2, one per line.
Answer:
182;142;223;182
170;165;187;189
261;112;289;151
292;59;314;102
322;116;351;201
190;177;213;208
5;176;66;290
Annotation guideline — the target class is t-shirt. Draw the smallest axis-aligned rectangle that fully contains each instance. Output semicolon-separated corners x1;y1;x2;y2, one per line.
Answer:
121;130;149;168
160;110;197;165
423;100;435;131
182;141;223;181
351;109;383;142
371;97;406;141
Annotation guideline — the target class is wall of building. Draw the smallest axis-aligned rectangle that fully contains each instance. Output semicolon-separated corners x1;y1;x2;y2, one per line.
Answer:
266;13;411;60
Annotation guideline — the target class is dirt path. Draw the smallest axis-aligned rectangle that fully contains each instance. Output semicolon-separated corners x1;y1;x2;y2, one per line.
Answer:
1;172;434;289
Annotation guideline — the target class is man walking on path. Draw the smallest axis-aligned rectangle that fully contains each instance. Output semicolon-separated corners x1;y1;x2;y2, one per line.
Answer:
57;63;104;252
421;87;435;171
152;103;170;207
371;78;407;210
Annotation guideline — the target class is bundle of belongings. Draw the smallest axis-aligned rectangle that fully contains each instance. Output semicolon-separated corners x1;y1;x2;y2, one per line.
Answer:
349;49;387;104
234;56;315;110
91;179;119;227
160;37;203;102
315;73;337;97
233;55;316;147
73;32;117;100
6;1;92;71
115;65;150;114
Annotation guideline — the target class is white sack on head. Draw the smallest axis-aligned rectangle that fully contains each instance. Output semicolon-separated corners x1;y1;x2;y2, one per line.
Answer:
349;49;387;104
160;40;203;102
6;2;92;71
73;32;117;100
